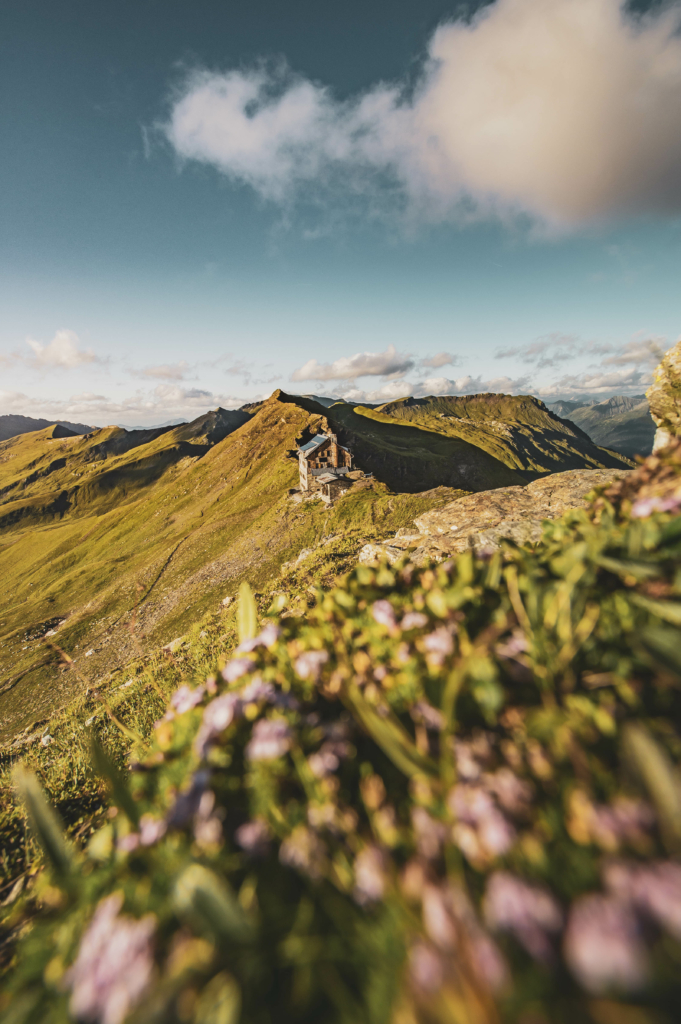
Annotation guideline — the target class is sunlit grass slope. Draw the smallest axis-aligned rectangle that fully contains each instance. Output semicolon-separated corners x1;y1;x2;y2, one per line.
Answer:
0;393;463;741
371;394;633;478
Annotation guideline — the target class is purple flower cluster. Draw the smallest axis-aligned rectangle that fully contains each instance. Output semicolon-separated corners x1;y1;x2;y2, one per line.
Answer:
484;872;563;962
279;825;326;880
246;717;291;761
415;882;508;994
422;626;455;666
308;738;351;778
372;599;398;629
564;893;647;994
66;894;156;1024
353;845;387;905
631;492;681;518
170;684;206;715
235;623;281;653
294;649;329;681
401;611;428;631
235;819;270;856
449;784;516;863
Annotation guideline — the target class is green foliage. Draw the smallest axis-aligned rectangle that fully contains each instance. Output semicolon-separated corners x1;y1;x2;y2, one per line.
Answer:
1;444;680;1023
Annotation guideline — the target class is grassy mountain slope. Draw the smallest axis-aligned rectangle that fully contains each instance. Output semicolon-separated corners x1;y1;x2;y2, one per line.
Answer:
0;393;464;741
0;415;93;442
0;409;250;530
1;440;680;1023
291;393;526;491
563;396;655;459
370;393;633;478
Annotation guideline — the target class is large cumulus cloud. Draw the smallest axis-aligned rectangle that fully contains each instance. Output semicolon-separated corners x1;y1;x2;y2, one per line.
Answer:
165;0;681;227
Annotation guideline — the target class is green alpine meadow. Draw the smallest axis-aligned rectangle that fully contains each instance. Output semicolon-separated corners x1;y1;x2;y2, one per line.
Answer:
4;2;681;1018
0;338;679;1024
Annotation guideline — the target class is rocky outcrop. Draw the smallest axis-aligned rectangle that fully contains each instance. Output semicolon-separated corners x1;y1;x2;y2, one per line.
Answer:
647;339;681;451
359;468;631;565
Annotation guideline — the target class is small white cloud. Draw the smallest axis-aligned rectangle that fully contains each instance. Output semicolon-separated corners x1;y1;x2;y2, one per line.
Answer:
420;352;460;369
599;337;665;368
25;330;98;370
136;361;193;381
291;344;414;382
495;334;580;368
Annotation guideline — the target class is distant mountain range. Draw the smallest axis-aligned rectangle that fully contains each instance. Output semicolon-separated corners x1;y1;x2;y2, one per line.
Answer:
546;395;654;459
0;413;94;442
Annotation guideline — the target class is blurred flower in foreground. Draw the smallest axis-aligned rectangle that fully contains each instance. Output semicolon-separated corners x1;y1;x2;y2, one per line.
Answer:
246;718;291;760
235;819;270;856
564;894;648;993
66;893;156;1024
484;872;562;963
353;845;387;905
604;859;681;940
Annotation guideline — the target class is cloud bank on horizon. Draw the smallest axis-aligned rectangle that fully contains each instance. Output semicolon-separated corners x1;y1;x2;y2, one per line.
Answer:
288;333;667;405
165;0;681;228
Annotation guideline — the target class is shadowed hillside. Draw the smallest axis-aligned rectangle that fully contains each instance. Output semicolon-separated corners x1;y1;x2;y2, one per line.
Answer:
0;414;94;442
361;393;633;478
289;392;526;492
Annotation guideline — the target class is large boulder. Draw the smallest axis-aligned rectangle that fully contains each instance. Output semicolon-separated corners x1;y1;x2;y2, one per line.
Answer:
359;468;631;565
647;338;681;451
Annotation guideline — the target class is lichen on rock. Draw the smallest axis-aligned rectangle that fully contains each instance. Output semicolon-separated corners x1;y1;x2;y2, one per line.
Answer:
647;337;681;451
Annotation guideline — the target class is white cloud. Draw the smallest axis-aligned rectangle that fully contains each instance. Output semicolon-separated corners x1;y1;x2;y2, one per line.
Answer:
326;372;533;404
165;0;681;227
536;366;654;397
420;352;460;369
136;361;193;381
0;384;248;428
25;329;99;369
599;337;665;368
290;344;414;382
495;334;580;368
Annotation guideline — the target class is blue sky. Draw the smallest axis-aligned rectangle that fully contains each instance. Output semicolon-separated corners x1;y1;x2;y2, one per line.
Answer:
1;0;680;426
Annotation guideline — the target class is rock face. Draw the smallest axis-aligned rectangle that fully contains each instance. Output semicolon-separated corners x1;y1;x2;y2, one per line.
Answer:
359;468;631;566
647;339;681;451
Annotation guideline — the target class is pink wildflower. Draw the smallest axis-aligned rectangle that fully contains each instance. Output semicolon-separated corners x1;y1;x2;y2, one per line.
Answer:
353;846;387;905
409;942;444;993
401;611;428;630
66;894;156;1024
138;815;167;847
631;493;681;518
294;649;329;680
564;894;648;994
308;740;350;777
372;600;397;629
246;718;291;760
193;693;239;757
484;872;562;963
449;784;515;859
235;819;270;856
170;684;205;715
236;623;281;653
412;807;447;860
423;627;454;665
221;657;257;683
279;826;326;879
